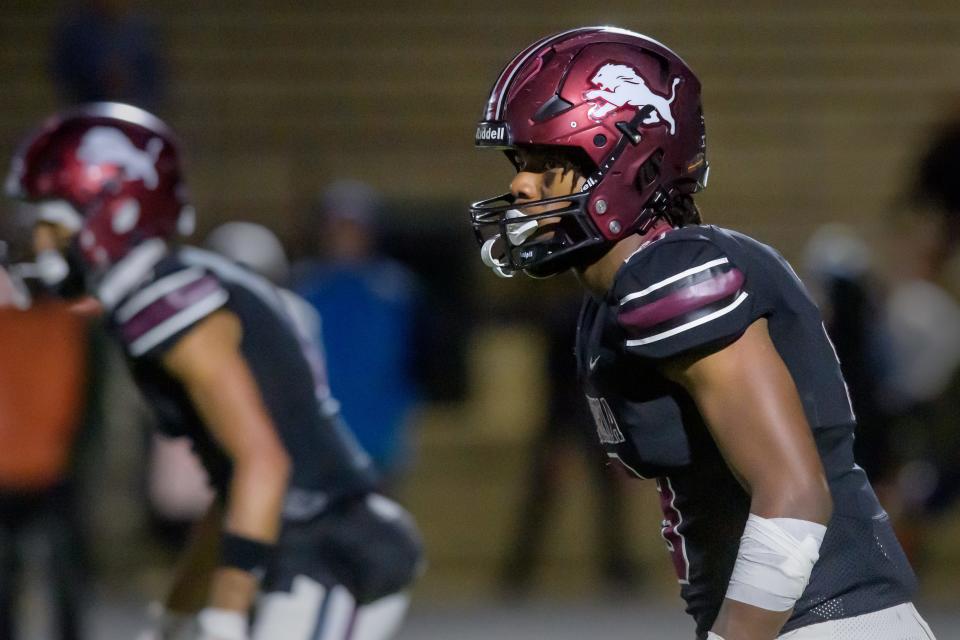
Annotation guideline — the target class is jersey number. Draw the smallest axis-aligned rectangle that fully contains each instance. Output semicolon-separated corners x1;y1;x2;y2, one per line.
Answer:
586;396;626;444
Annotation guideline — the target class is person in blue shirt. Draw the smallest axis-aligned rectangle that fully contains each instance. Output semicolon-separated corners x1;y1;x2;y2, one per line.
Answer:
295;180;422;489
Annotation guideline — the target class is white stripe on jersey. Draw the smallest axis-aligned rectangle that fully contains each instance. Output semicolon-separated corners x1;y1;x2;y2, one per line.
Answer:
661;476;691;585
606;452;649;479
625;291;749;347
115;266;207;323
128;288;228;356
619;257;729;306
179;246;287;314
97;238;168;310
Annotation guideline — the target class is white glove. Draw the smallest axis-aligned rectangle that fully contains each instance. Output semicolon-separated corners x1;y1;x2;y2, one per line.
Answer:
706;633;726;640
193;608;249;640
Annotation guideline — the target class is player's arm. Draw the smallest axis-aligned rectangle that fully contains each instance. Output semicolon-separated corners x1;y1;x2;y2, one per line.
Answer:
663;318;833;640
162;309;291;619
137;500;225;639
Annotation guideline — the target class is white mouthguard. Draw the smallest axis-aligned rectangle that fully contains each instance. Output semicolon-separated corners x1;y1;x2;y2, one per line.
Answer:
505;209;538;246
480;235;514;278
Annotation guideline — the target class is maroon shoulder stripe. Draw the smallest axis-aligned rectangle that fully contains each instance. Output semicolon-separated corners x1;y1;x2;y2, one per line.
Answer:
618;268;744;332
119;274;223;345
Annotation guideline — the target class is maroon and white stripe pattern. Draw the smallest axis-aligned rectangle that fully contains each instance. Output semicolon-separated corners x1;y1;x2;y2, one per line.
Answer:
617;257;747;347
116;267;228;356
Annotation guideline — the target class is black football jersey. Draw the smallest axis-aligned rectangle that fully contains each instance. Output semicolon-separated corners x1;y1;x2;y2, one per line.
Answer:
99;241;377;520
576;225;916;638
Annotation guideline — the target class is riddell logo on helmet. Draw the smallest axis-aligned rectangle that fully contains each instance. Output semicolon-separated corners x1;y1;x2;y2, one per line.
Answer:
76;127;164;190
583;63;681;135
475;122;510;146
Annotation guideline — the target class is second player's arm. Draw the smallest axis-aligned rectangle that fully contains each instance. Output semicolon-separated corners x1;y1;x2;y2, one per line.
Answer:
162;309;291;613
663;318;833;640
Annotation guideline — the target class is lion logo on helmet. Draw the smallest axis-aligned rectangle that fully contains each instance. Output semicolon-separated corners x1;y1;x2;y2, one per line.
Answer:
77;127;164;189
584;63;681;134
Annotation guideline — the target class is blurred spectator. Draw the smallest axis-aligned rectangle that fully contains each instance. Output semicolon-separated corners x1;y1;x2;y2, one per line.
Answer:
51;0;165;111
294;180;424;489
808;113;960;563
498;281;639;596
803;224;896;481
206;221;323;348
205;221;342;414
0;277;93;640
881;115;960;522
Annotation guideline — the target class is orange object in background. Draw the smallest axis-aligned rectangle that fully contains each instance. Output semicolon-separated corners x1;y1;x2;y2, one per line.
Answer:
0;300;88;490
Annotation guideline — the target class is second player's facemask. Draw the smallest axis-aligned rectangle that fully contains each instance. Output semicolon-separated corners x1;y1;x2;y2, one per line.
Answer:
13;240;89;299
10;200;92;299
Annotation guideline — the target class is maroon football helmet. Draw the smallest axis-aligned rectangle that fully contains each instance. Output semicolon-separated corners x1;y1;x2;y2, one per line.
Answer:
470;27;708;277
5;102;192;288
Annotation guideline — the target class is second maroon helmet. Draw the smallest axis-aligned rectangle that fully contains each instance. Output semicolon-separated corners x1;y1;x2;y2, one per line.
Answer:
470;27;708;277
5;102;193;292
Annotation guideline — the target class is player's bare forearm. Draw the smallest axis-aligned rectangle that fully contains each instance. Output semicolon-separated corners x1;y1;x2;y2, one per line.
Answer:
206;450;290;611
664;319;832;639
162;310;292;612
711;599;792;640
221;449;289;542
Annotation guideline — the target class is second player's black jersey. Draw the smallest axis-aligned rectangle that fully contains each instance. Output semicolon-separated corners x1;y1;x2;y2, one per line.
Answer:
99;241;377;520
576;225;916;638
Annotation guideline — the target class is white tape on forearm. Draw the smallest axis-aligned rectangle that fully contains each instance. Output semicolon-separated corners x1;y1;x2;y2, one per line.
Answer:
725;514;826;612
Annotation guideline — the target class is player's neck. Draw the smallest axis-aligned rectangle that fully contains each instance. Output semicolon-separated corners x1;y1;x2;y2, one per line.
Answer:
577;221;674;296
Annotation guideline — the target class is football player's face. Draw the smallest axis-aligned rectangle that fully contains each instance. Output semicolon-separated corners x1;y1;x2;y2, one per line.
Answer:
32;221;73;256
508;148;586;213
